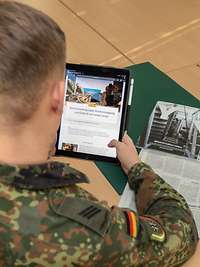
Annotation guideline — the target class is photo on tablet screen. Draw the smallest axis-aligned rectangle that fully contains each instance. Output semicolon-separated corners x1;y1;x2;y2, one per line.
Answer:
56;64;130;162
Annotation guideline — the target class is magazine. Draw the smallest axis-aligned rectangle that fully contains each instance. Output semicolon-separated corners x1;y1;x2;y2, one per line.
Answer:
119;101;200;235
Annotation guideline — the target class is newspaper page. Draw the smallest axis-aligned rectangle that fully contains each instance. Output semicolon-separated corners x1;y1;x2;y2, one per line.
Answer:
140;148;200;236
119;101;200;234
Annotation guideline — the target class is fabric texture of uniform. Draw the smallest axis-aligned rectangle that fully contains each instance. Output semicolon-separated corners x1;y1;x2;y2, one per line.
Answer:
0;161;198;266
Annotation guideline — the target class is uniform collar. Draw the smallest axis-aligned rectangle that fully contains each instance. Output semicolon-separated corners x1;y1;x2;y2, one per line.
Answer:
0;161;89;190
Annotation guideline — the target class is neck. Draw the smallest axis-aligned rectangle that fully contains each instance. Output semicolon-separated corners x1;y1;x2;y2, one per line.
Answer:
0;123;50;165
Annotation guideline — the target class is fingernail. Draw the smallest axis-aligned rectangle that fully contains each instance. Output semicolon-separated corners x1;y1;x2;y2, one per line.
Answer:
107;141;112;146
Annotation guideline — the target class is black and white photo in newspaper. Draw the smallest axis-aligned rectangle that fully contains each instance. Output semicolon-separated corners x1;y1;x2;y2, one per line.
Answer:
138;101;200;159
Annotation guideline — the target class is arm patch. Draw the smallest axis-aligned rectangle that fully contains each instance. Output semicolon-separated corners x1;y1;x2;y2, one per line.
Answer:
49;190;111;237
140;215;166;242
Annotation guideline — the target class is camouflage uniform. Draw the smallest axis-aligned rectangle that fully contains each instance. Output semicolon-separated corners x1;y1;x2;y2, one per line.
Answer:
0;161;198;266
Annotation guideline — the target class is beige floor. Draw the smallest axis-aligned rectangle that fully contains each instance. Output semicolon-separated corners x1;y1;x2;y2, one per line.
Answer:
18;0;200;99
14;0;200;266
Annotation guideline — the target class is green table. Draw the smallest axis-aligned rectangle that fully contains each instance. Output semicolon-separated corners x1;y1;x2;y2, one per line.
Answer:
95;62;200;194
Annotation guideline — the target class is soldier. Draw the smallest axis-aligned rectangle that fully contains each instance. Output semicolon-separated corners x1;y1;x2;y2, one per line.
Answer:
0;1;198;267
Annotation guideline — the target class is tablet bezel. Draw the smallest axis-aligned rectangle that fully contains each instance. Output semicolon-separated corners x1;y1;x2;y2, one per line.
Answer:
56;63;130;163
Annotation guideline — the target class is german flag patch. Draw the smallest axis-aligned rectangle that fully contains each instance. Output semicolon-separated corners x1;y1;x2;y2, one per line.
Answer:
124;211;138;238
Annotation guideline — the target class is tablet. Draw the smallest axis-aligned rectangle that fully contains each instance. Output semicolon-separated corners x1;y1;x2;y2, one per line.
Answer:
56;63;130;162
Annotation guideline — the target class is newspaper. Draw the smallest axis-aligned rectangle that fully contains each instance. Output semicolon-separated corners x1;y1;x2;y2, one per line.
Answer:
140;149;200;235
119;101;200;235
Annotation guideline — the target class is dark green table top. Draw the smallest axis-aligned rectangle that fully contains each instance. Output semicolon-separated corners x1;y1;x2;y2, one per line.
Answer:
95;62;200;194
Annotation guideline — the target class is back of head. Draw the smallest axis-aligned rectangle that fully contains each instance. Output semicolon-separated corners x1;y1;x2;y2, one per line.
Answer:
0;1;66;124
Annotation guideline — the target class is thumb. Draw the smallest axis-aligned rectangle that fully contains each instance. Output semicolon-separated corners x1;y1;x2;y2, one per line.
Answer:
108;139;120;148
122;132;133;145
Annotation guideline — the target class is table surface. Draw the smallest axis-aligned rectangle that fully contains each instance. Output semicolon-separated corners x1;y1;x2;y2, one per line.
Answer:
53;156;200;266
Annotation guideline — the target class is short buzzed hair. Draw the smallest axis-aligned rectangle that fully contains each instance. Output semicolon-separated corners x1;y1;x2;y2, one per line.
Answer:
0;1;66;123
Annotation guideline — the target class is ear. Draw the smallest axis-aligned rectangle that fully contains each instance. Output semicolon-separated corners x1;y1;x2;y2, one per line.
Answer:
50;81;65;114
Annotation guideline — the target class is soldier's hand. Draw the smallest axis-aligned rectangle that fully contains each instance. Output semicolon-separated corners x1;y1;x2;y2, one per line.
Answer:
108;133;140;174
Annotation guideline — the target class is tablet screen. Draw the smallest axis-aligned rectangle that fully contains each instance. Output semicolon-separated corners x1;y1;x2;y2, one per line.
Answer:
57;64;129;161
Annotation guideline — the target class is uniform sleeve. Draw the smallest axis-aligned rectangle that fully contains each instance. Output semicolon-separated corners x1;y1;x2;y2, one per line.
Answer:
0;240;5;267
96;162;199;267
